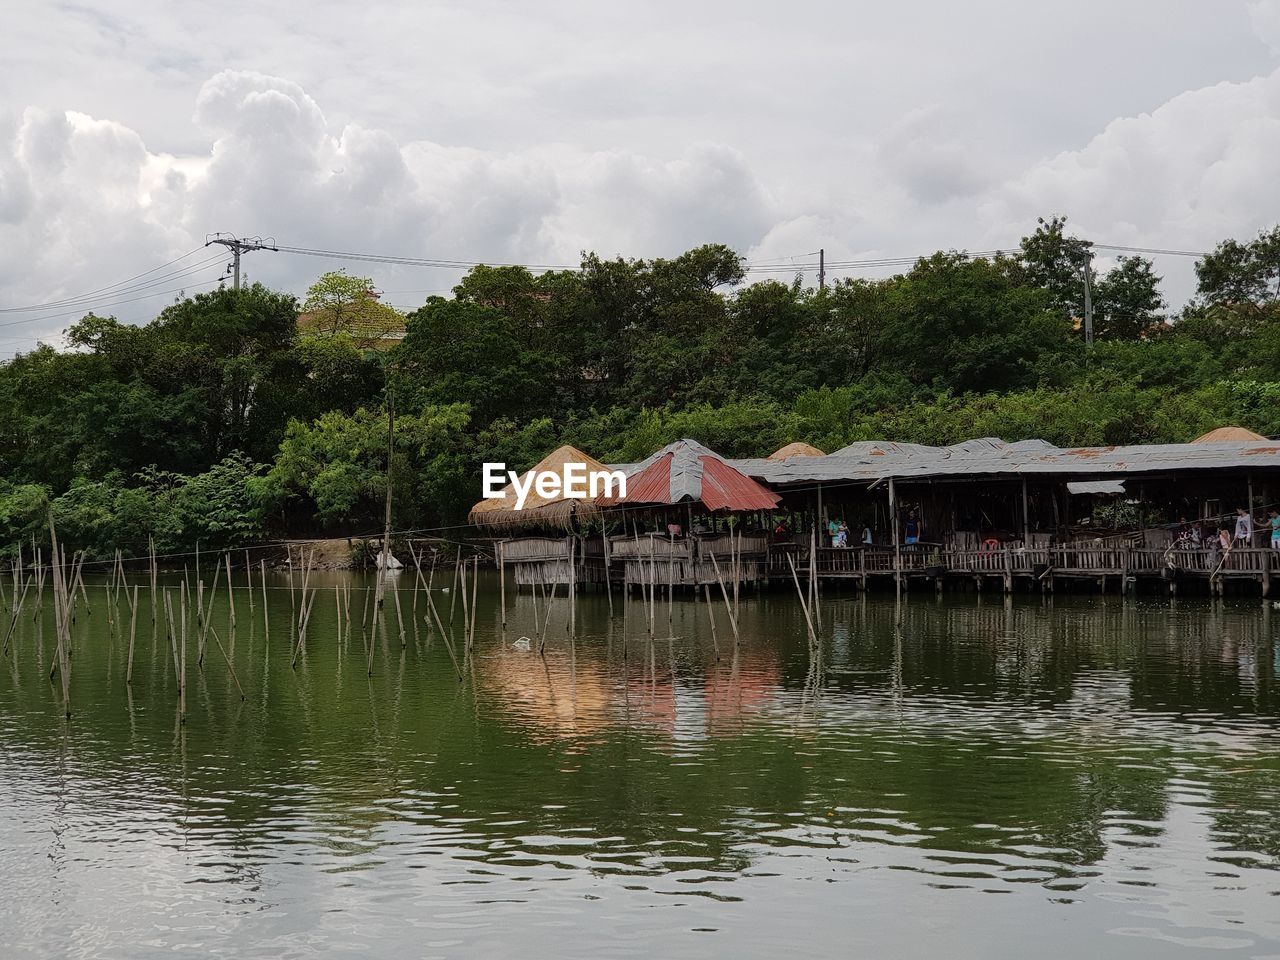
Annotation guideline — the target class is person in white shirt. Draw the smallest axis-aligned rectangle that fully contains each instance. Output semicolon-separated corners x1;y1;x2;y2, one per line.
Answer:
1234;506;1254;546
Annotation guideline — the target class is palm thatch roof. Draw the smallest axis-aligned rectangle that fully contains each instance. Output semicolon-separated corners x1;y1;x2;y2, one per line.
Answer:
766;441;825;460
469;444;606;530
1192;425;1267;443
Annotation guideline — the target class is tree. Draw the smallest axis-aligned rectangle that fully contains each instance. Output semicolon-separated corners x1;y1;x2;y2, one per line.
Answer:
397;300;561;423
264;403;470;527
1093;256;1165;339
1019;215;1094;321
299;270;404;346
1195;226;1280;310
879;252;1070;393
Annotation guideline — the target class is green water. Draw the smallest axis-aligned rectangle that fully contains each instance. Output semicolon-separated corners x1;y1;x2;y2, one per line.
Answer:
1;572;1279;958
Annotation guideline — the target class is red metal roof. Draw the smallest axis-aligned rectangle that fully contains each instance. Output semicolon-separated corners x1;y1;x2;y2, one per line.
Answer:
602;452;673;505
698;455;780;510
598;447;780;511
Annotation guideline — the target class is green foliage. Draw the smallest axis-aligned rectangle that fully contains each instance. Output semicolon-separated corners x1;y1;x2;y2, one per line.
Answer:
265;403;471;526
7;220;1280;545
300;270;404;342
0;454;271;559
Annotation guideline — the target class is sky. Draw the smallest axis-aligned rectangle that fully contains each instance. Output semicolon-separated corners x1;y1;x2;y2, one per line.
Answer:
3;0;1280;351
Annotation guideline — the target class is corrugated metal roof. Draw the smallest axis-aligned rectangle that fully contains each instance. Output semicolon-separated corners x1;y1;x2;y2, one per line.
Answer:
734;437;1280;486
699;455;781;510
600;439;780;510
605;453;672;505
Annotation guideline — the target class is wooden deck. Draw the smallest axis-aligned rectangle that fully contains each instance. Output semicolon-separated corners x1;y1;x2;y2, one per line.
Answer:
797;543;1279;594
495;536;1280;595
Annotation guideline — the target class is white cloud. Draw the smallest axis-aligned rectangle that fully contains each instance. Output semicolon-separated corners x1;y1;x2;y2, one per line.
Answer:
3;10;1280;351
1249;0;1280;53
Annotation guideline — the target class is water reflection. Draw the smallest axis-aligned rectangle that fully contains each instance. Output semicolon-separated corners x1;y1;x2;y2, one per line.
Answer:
1;576;1278;958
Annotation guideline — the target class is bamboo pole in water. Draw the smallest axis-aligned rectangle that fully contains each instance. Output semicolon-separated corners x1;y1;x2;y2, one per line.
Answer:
537;578;557;657
458;556;473;659
469;555;479;651
195;579;206;667
498;541;506;627
448;550;461;624
421;582;461;677
46;521;72;716
1;577;29;657
707;551;740;644
126;584;139;684
164;589;178;679
393;576;406;647
260;559;269;641
411;543;422;616
786;553;818;644
703;582;720;656
291;590;317;670
334;584;343;647
602;531;613;617
225;552;236;630
179;588;187;721
245;549;254;612
149;536;157;618
207;624;245;700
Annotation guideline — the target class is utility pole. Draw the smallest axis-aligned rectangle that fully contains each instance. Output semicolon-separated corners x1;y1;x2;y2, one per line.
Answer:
1081;257;1094;348
205;234;278;290
375;370;396;608
818;248;826;291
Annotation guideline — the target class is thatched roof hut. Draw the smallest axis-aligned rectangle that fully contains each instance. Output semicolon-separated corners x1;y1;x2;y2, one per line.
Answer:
1192;426;1267;443
766;442;825;460
469;444;606;530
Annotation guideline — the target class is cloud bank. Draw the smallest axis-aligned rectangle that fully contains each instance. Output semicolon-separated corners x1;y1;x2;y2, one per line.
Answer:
3;54;1280;348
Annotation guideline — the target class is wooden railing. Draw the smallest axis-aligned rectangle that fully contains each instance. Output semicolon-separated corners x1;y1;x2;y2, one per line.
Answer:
608;534;693;560
499;537;571;562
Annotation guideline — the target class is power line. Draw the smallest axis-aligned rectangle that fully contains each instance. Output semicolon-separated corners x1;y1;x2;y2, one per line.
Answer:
0;273;225;330
0;248;212;313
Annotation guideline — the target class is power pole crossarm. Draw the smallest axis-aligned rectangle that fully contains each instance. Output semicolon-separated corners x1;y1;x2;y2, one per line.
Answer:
205;234;278;290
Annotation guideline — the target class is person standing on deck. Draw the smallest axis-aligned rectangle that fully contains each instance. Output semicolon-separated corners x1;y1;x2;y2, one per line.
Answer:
1234;506;1254;547
904;510;922;547
1263;508;1280;550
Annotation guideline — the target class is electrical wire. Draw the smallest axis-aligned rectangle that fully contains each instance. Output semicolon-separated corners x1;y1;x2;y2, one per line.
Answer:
0;248;210;313
0;271;226;330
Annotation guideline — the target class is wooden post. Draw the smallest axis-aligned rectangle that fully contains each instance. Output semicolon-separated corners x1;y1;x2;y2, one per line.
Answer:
708;551;740;644
449;550;461;624
498;540;507;627
259;559;269;641
225;552;236;629
602;531;613;617
1021;478;1031;547
702;583;720;656
126;584;139;684
889;477;901;594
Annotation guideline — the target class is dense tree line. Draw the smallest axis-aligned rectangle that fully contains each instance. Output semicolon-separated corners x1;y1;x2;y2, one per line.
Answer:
3;216;1280;556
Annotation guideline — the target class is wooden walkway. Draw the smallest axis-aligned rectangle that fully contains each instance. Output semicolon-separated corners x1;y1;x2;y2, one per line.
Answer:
794;544;1279;595
495;536;1279;595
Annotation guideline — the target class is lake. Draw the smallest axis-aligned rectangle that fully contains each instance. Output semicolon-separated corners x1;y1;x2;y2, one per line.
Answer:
1;571;1278;958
